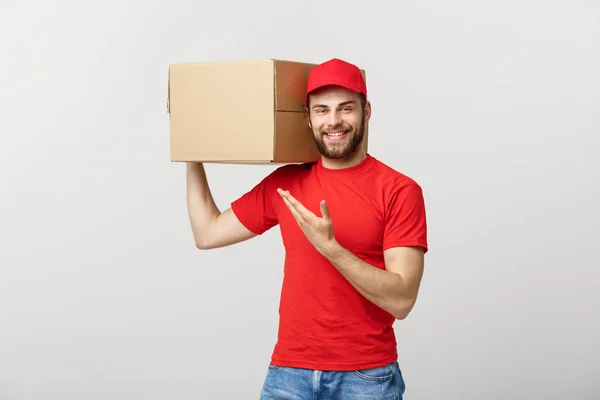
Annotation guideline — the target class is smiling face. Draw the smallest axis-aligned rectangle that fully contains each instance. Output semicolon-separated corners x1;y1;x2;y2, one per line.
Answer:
306;85;371;161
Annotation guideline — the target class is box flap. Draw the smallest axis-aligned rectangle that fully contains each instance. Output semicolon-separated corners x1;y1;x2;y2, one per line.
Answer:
273;60;316;112
273;111;320;163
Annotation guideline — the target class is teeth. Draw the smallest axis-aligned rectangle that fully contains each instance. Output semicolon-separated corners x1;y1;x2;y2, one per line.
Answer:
327;132;346;136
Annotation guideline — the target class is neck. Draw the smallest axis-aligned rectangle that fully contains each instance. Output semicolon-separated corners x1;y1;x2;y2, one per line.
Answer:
320;149;367;170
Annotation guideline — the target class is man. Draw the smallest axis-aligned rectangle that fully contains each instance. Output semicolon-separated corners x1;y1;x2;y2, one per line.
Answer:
186;58;428;399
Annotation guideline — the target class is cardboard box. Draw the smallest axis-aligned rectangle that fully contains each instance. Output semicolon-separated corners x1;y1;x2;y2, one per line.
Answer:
166;59;368;164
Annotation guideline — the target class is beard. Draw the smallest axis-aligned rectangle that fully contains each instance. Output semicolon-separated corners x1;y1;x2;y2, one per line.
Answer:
310;112;366;160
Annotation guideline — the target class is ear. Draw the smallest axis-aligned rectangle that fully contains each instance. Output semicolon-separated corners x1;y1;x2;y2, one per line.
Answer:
301;106;312;128
363;101;372;123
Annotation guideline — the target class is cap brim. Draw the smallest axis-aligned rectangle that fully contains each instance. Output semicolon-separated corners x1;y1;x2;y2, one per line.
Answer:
306;79;362;100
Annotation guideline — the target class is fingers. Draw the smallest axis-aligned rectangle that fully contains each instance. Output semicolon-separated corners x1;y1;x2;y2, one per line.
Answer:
278;188;329;223
320;200;331;220
277;189;302;209
280;193;304;222
278;189;306;215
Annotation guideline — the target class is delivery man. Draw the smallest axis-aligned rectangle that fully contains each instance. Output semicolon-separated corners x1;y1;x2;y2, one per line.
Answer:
185;58;428;399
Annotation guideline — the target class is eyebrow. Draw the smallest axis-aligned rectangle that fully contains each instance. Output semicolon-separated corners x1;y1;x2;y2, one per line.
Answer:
311;100;356;109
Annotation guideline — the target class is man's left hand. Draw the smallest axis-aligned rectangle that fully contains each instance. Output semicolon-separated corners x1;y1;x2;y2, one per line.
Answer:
277;188;337;256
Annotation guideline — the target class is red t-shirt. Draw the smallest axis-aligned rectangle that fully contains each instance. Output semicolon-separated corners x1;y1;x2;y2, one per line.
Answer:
231;154;428;371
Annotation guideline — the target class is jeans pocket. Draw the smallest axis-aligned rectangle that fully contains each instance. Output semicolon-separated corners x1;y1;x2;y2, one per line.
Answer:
353;363;394;382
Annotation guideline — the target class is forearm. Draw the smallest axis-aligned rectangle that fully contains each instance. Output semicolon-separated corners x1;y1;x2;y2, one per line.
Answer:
186;163;220;247
322;241;414;319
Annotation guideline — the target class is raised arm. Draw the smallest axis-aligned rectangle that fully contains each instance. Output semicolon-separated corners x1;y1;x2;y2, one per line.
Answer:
186;162;257;249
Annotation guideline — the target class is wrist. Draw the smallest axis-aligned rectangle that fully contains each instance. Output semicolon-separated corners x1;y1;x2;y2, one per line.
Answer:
320;238;342;260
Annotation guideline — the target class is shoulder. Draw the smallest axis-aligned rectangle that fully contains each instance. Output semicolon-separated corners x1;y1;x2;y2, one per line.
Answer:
367;158;427;231
368;155;423;193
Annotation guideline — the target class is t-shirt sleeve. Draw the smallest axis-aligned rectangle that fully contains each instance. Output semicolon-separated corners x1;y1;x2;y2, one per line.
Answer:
230;170;279;235
383;182;428;253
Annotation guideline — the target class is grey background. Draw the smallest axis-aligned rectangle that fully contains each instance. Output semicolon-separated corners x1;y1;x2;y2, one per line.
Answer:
1;0;599;399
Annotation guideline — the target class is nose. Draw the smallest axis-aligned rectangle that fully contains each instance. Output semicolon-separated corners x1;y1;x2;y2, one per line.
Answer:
327;110;342;126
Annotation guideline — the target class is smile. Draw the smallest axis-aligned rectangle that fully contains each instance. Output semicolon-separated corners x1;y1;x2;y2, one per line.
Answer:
324;131;349;141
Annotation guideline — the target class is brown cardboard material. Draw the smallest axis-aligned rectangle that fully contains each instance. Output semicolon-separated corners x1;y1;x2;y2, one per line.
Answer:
166;59;368;164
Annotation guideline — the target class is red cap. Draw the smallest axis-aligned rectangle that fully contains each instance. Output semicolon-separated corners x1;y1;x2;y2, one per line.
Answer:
305;58;367;103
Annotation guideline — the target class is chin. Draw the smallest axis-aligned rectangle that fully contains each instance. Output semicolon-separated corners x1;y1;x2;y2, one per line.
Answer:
320;146;355;160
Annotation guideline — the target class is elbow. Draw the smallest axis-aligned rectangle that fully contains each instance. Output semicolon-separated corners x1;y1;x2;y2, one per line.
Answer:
392;297;417;320
194;236;213;250
394;310;410;320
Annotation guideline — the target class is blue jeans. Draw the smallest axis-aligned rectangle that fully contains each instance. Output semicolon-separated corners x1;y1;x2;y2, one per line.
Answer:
259;361;406;399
